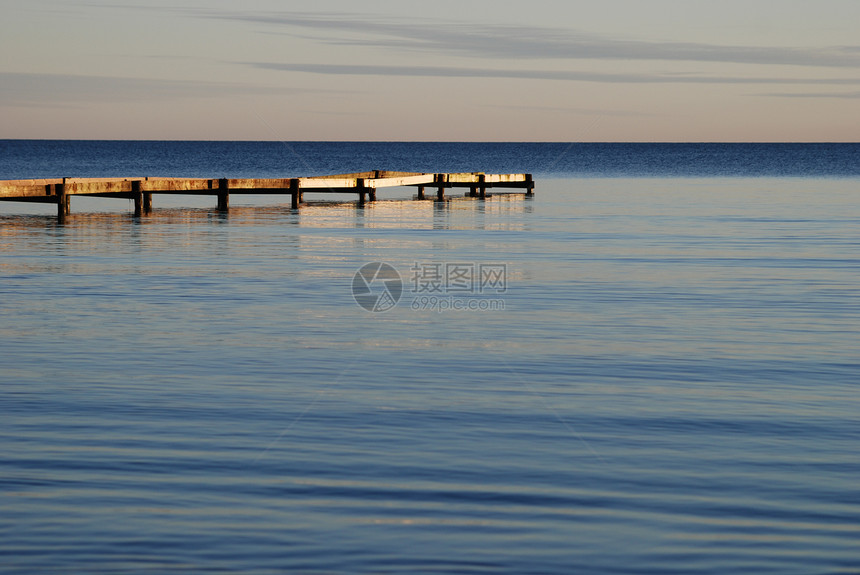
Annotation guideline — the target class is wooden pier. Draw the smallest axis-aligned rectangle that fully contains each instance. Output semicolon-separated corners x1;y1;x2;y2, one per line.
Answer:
0;171;534;220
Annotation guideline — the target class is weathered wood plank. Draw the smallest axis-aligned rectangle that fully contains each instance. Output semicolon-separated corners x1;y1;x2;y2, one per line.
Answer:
484;173;527;184
376;170;426;178
320;170;425;179
299;178;358;190
139;178;213;192
65;177;145;184
226;178;291;190
66;180;136;194
0;184;57;198
0;178;63;189
366;174;436;188
442;173;529;187
315;171;377;180
443;172;483;184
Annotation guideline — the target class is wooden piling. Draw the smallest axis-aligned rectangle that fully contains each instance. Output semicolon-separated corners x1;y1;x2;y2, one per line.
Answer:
525;173;534;196
143;193;152;213
131;180;143;216
357;178;367;205
217;178;229;211
435;174;445;201
416;185;426;200
290;178;300;209
56;179;69;220
357;177;376;203
478;174;487;199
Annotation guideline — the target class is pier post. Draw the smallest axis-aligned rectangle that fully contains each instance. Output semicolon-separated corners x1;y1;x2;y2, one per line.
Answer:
56;178;69;221
478;174;487;199
416;185;426;200
217;178;229;211
357;178;367;205
132;180;144;216
435;174;445;201
142;179;153;214
290;178;300;209
525;173;534;197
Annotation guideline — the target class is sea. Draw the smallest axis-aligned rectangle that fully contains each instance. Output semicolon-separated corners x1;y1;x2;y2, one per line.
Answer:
1;141;859;574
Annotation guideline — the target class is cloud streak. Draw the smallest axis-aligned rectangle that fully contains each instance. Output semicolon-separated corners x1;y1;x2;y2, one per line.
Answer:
761;90;860;98
203;10;860;69
250;62;860;86
481;103;662;118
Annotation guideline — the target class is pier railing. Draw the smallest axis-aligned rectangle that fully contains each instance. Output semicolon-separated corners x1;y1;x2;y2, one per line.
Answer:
0;171;534;219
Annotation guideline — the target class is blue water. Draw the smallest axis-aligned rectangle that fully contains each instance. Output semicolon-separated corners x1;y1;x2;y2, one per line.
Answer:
2;142;860;573
2;140;860;179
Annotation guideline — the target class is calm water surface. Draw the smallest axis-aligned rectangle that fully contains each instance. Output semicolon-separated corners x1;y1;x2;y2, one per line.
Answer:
2;143;860;573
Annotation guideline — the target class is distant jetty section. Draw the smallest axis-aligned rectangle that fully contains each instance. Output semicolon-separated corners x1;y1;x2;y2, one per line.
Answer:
0;171;534;220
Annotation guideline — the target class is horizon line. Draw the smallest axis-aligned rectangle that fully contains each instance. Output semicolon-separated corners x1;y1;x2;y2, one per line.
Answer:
2;138;858;144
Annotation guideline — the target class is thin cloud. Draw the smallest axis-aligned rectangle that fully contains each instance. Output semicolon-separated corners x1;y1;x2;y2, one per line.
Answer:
0;72;321;107
250;62;860;86
761;90;860;98
481;103;663;118
198;9;860;69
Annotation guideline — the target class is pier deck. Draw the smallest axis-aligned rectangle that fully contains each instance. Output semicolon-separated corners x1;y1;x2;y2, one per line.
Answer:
0;171;534;219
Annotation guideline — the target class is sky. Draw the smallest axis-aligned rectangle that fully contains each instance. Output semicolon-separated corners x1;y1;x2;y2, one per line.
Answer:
2;0;860;141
